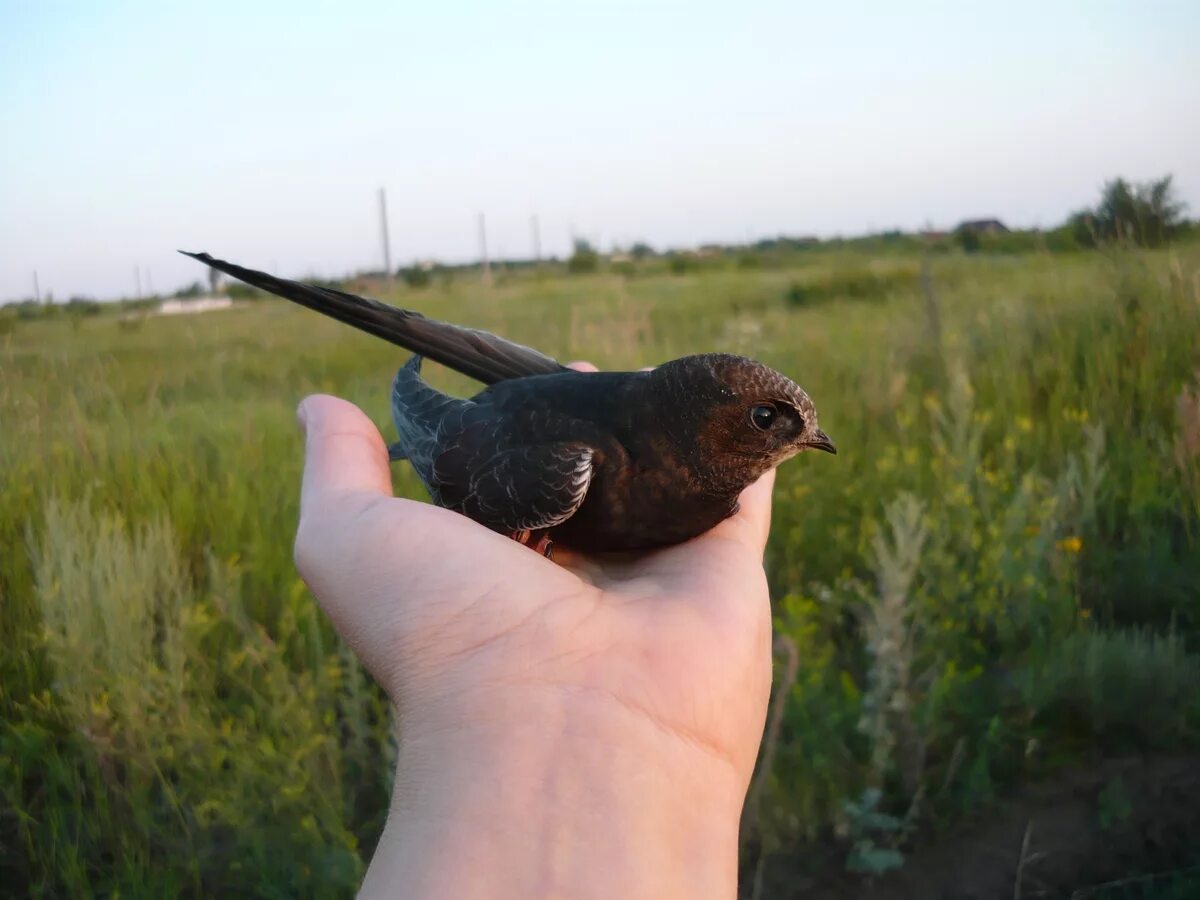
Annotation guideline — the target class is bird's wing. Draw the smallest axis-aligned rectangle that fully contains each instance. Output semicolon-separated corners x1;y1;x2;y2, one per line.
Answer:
180;251;569;384
438;441;596;535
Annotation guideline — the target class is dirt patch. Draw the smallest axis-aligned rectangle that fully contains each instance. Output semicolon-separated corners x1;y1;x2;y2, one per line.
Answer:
755;755;1200;899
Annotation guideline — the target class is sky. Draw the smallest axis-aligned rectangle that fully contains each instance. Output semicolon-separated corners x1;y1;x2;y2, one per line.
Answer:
1;0;1197;302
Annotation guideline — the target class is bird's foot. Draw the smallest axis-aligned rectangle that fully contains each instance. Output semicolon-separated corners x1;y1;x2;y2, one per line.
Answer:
511;529;554;559
531;533;554;559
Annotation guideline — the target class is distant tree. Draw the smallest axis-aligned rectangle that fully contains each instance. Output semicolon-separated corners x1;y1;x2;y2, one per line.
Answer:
400;265;432;288
567;239;599;275
667;253;696;275
65;297;101;317
225;283;262;300
1042;224;1081;252
955;228;981;254
1068;210;1099;248
1070;175;1186;248
630;242;654;260
174;281;204;298
15;298;57;320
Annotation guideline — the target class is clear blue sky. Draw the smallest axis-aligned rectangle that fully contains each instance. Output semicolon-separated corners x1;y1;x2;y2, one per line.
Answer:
1;0;1197;301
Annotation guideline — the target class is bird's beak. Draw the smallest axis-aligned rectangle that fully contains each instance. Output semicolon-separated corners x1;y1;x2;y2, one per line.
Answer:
805;429;837;455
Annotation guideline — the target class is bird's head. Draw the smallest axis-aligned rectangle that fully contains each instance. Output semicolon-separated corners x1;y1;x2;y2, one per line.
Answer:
652;353;835;482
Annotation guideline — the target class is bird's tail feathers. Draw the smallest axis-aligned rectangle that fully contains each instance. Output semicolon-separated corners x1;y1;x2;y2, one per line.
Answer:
388;354;467;473
180;251;568;385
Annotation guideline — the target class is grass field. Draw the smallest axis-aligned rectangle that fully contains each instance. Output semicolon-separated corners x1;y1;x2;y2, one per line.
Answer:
3;244;1200;896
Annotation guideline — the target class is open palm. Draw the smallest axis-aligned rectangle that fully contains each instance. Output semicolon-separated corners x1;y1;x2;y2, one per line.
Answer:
294;388;775;798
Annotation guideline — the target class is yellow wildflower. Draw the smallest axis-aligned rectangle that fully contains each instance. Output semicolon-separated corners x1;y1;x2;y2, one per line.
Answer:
1016;416;1033;433
1057;536;1083;553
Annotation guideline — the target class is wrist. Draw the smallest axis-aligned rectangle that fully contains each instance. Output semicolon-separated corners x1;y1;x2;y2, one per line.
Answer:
363;687;747;900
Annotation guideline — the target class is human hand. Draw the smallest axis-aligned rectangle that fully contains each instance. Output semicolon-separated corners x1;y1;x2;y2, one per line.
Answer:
294;366;775;899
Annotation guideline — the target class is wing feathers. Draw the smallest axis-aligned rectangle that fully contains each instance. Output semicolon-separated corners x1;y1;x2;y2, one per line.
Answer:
458;443;595;534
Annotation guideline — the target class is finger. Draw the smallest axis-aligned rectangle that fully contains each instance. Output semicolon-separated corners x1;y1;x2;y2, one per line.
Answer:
649;470;775;634
590;469;776;601
297;394;393;518
702;467;775;558
568;361;656;373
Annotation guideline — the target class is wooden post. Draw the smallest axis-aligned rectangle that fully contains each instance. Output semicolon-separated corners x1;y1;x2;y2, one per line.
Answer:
379;187;394;292
477;212;492;285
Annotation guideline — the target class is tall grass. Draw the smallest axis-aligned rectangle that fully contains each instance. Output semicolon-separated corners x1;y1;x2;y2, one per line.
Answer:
2;243;1199;894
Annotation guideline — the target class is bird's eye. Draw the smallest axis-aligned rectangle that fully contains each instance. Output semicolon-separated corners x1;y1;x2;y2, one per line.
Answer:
750;404;777;431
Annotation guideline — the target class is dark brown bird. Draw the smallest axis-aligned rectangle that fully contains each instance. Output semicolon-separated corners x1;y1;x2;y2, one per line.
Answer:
183;251;835;554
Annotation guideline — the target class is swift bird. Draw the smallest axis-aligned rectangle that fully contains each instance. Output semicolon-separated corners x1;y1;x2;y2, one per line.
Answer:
183;251;835;555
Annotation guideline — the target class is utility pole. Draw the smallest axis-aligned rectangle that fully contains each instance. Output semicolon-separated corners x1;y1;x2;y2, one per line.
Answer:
378;187;394;292
134;266;142;298
477;212;492;285
146;268;154;297
33;270;41;304
530;214;542;265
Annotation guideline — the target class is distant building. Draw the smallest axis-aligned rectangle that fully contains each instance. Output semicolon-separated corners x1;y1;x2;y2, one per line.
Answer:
158;296;233;316
955;219;1009;235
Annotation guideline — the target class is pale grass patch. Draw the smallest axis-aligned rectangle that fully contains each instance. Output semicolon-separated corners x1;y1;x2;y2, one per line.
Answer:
31;496;188;733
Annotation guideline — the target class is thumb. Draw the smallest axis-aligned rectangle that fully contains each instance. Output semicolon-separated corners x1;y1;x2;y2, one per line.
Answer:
293;395;400;677
294;394;393;597
297;394;393;520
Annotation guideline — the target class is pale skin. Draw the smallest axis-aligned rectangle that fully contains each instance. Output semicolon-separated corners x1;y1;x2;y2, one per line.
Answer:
294;363;775;899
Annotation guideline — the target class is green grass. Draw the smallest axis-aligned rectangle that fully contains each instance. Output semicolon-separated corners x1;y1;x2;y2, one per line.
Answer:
2;244;1199;895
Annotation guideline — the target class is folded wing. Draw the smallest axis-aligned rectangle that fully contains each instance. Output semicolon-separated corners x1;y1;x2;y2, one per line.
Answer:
443;442;596;535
